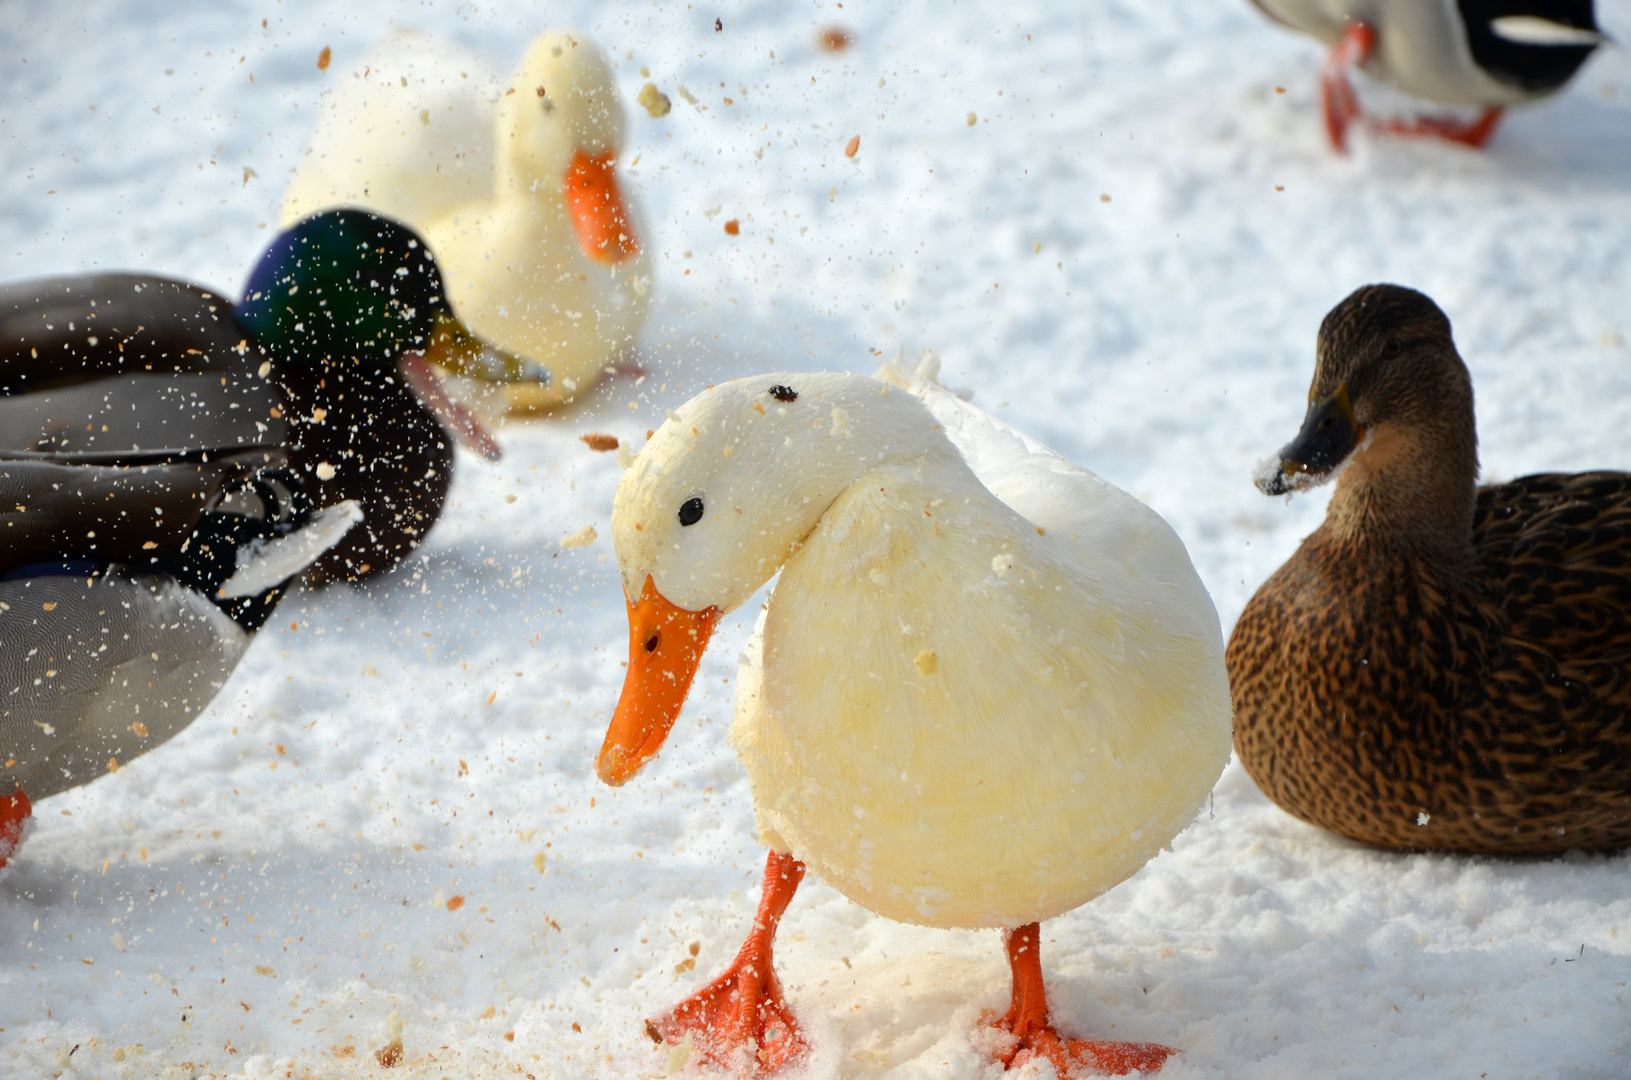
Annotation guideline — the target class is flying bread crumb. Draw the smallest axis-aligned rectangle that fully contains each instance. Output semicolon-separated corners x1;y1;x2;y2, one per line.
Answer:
580;433;619;452
638;82;671;118
818;25;852;51
562;525;598;548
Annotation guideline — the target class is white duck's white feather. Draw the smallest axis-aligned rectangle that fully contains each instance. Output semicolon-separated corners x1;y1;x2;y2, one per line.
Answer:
877;350;1222;647
280;29;651;398
614;371;1232;930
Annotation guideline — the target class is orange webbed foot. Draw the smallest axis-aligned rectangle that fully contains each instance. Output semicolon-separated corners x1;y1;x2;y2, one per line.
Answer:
650;959;809;1073
1380;106;1504;148
649;850;809;1073
0;788;31;869
996;1022;1174;1077
991;923;1174;1076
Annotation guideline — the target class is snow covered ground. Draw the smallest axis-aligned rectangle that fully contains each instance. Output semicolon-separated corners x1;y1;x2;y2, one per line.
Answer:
4;0;1631;1076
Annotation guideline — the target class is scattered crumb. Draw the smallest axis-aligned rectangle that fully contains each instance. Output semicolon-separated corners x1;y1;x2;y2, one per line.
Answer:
446;895;465;912
966;111;977;127
316;46;331;71
724;219;741;236
562;525;598;549
580;433;620;452
914;649;938;676
637;82;671;118
844;134;860;158
375;1037;403;1068
818;25;852;52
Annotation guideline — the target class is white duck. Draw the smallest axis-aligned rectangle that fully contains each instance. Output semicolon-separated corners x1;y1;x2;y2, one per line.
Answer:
1248;0;1603;150
280;29;651;406
597;357;1232;1074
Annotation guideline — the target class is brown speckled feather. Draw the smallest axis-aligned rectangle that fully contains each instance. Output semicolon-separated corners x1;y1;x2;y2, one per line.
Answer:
1230;285;1631;854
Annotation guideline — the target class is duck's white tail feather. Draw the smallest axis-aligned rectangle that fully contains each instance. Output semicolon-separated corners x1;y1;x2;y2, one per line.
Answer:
875;353;1218;639
218;500;362;598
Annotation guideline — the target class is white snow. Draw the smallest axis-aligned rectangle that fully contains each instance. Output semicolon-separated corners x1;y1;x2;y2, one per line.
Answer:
4;2;1631;1077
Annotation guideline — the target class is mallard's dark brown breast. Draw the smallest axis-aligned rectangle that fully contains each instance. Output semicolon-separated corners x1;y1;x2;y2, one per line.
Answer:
275;361;452;585
1229;470;1631;853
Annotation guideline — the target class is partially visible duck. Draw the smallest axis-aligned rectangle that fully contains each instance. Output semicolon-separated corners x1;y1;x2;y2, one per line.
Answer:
1229;283;1631;853
282;30;651;408
1;208;537;584
1248;0;1603;150
0;452;361;868
594;357;1232;1073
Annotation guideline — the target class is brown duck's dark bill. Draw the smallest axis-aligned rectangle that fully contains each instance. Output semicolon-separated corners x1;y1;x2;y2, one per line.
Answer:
1256;384;1364;496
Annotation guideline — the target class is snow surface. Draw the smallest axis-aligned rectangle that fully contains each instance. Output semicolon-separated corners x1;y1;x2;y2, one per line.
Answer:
4;1;1631;1077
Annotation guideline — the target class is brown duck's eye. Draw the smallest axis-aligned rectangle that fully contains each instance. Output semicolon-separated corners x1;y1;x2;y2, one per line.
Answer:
768;385;798;402
678;497;704;526
1382;338;1402;358
644;632;660;653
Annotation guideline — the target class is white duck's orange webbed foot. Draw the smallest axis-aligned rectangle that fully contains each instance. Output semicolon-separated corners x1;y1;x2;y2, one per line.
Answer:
650;850;809;1073
0;787;33;869
989;923;1173;1076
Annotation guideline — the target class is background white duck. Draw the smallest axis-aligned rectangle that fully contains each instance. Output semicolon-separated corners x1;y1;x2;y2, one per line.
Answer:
280;29;651;407
596;357;1233;1074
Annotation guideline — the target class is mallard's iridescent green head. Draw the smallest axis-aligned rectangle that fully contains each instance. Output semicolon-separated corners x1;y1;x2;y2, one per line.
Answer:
239;210;549;385
238;209;444;371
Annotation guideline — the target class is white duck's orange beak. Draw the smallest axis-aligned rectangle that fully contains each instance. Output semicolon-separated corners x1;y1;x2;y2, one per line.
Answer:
563;148;639;265
596;575;720;786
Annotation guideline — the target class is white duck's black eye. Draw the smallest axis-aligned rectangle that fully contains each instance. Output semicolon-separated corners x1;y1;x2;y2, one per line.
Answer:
768;385;798;402
678;497;705;526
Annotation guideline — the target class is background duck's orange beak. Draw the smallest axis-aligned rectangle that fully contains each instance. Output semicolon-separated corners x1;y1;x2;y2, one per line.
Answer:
563;148;638;265
596;576;720;786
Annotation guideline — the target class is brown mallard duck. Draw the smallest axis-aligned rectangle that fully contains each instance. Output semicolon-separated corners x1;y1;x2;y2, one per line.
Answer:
1228;283;1631;854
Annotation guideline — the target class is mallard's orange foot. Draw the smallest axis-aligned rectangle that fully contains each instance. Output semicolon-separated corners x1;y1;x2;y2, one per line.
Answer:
992;923;1174;1076
0;788;32;869
650;850;808;1073
1321;20;1374;152
1323;19;1502;152
1380;107;1503;149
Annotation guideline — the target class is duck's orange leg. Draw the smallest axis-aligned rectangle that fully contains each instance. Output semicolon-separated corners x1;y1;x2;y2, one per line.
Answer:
1321;20;1374;152
1380;106;1504;148
0;787;32;869
993;923;1173;1076
1322;19;1503;151
650;850;809;1073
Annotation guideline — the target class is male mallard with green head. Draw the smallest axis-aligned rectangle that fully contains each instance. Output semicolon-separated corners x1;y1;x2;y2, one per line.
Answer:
0;209;542;865
1229;283;1631;854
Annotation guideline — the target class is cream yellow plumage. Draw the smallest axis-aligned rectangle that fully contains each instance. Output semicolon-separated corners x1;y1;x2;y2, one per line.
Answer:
612;359;1231;930
281;29;651;402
